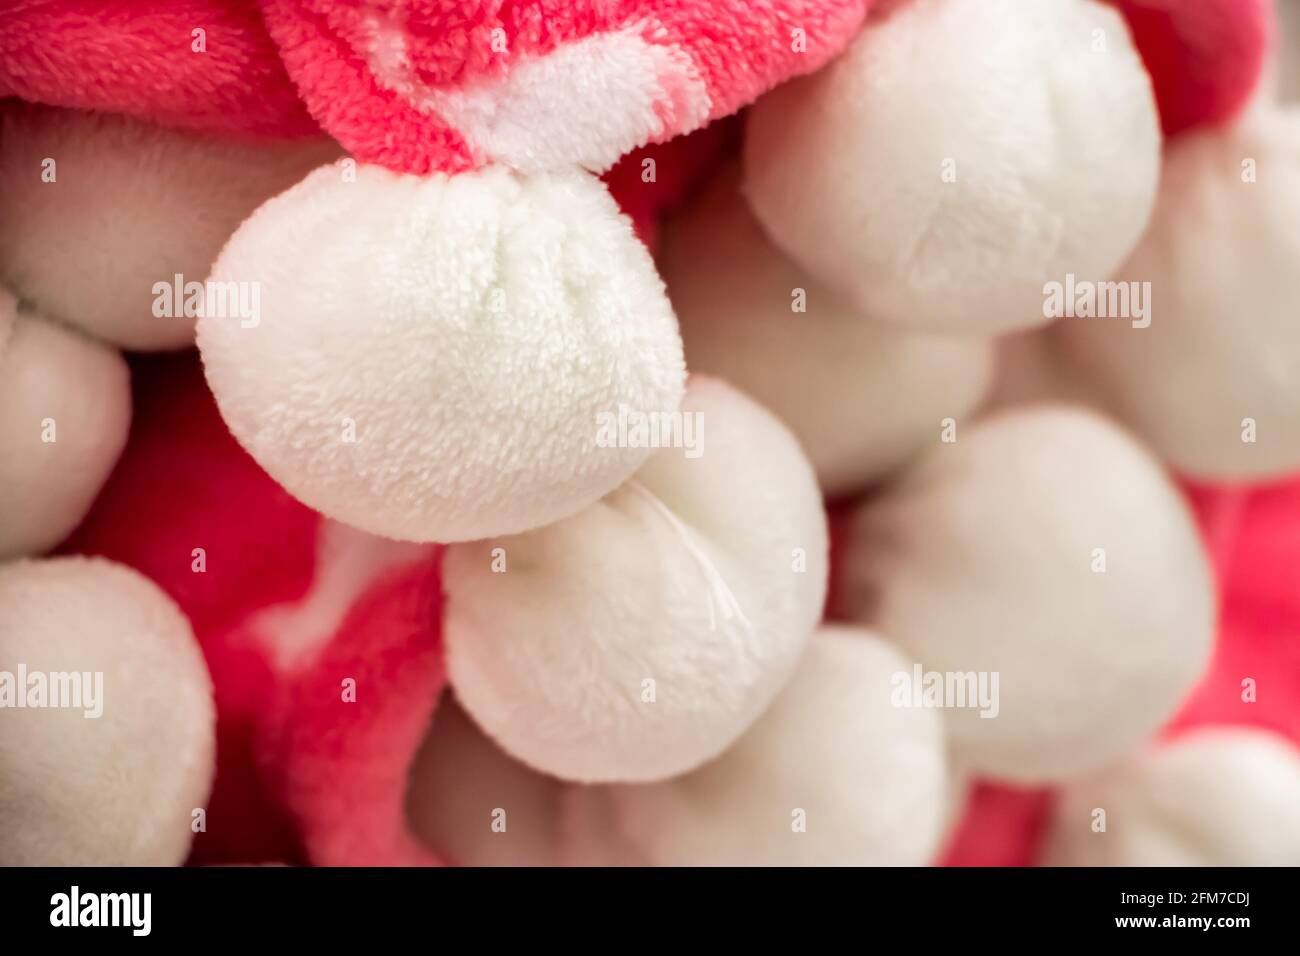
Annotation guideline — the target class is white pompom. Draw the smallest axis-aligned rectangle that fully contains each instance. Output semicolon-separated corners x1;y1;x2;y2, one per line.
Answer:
834;406;1215;783
199;161;685;543
0;556;214;865
444;376;827;783
1059;109;1300;479
1044;728;1300;866
663;167;994;495
0;102;339;350
0;294;130;559
567;626;948;866
743;0;1159;333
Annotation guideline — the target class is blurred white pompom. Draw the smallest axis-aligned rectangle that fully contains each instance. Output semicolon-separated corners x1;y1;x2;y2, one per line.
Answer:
0;102;339;350
663;167;994;495
566;625;948;866
1044;728;1300;866
834;406;1215;783
1059;109;1300;479
0;556;214;865
744;0;1159;333
0;292;130;559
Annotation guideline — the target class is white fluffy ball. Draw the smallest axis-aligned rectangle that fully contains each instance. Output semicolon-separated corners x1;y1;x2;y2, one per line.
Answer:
0;556;215;865
0;102;339;350
743;0;1160;333
567;626;948;866
199;162;685;543
663;168;994;495
834;406;1215;783
0;293;130;559
1044;728;1300;866
443;376;827;783
1059;109;1300;479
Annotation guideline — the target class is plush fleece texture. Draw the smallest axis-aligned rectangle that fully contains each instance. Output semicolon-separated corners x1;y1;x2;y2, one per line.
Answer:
260;0;871;173
197;162;686;543
443;376;828;783
0;0;318;139
15;0;1293;867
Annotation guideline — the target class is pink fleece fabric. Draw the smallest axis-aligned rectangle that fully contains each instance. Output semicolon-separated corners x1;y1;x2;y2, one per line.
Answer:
2;1;1271;151
61;354;446;867
255;555;447;867
260;0;871;173
1107;0;1273;137
0;0;316;138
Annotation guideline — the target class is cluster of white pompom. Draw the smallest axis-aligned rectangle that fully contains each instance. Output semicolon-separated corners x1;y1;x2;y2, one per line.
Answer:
0;103;340;561
4;0;1300;867
0;102;336;863
403;0;1300;865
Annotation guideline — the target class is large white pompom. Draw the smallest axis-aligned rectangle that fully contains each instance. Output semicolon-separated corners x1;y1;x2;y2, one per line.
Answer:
743;0;1160;333
443;376;827;783
834;406;1215;783
0;293;130;559
0;102;339;350
662;168;994;495
566;626;948;866
1059;109;1300;479
199;162;685;543
1044;728;1300;866
0;557;214;865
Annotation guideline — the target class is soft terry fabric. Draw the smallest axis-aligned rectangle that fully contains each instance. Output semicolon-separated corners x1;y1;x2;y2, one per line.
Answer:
198;162;686;543
0;0;317;138
444;376;828;784
261;0;872;173
60;353;445;866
